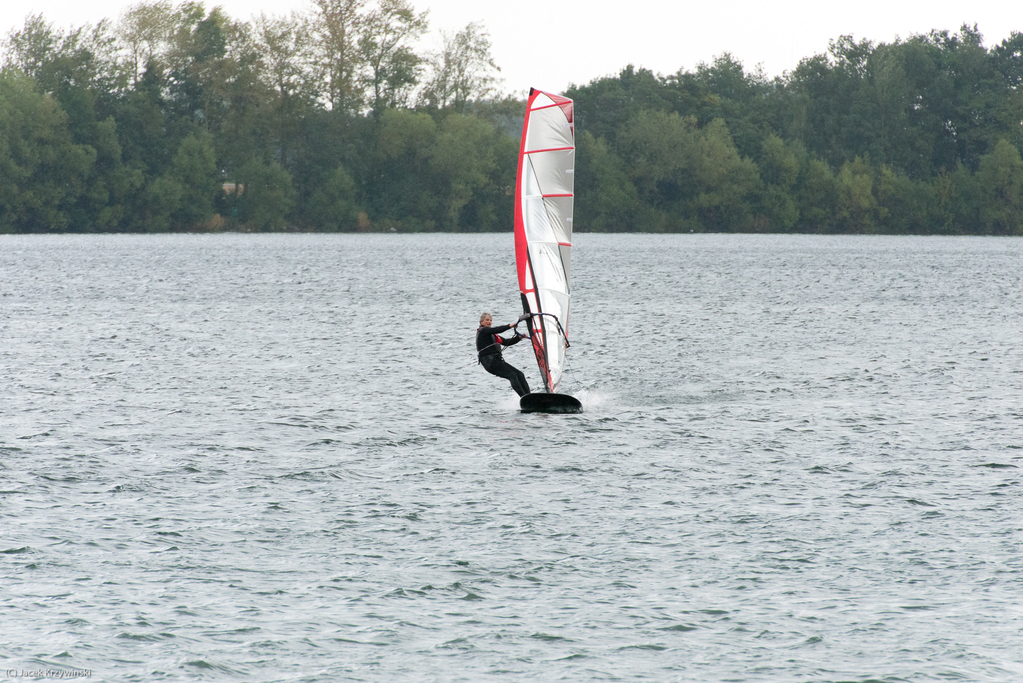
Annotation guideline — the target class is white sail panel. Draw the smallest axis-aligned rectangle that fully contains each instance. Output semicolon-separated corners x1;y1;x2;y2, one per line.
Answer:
523;197;557;243
537;287;570;389
522;195;573;252
543;196;573;244
531;92;557;109
528;242;568;292
522;156;542;197
525;150;574;196
525;107;574;153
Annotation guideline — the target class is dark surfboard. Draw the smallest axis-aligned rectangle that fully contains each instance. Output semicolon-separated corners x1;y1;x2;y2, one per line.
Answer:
520;392;582;414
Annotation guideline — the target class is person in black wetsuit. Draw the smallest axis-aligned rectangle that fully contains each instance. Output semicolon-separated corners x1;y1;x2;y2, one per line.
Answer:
476;312;531;397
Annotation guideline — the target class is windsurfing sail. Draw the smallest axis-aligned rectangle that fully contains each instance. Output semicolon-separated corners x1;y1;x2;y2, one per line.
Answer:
514;88;575;394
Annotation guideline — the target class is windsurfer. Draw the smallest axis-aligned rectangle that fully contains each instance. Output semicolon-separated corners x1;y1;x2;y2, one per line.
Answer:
476;312;531;397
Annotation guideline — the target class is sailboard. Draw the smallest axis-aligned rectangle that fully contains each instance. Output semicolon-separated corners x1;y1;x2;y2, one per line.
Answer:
514;88;582;414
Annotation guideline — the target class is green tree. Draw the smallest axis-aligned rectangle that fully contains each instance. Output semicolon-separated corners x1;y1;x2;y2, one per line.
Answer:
785;36;877;170
864;41;913;172
68;109;142;231
2;14;122;97
427;113;499;228
617;109;697;214
990;33;1023;154
795;158;839;233
368;107;438;226
686;53;773;158
419;22;500;112
3;15;148;232
897;25;1014;174
252;12;317;168
162;1;260;150
142;173;183;231
618;110;758;231
690;118;760;231
232;158;295;230
459;123;516;231
755;134;800;231
307;164;360;230
567;66;672;150
153;132;219;229
111;64;172;180
359;0;427;113
116;0;176;86
311;0;366;114
834;157;882;233
0;69;93;232
976;139;1023;234
873;165;932;234
575;130;641;231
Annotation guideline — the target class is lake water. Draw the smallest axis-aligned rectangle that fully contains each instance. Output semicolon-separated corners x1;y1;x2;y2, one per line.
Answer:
1;233;1022;682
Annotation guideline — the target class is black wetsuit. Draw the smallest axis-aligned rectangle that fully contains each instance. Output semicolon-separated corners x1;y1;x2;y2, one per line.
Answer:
476;324;531;397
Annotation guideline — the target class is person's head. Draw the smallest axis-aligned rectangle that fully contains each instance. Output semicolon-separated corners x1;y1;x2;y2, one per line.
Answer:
480;312;492;326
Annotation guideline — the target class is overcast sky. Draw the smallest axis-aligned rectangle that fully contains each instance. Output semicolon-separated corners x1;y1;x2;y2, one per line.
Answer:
2;0;1018;97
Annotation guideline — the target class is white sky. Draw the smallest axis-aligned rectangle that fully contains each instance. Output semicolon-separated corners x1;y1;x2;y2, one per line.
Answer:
2;0;1018;97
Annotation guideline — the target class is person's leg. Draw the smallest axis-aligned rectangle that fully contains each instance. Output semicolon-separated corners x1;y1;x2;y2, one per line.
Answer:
508;365;530;397
486;358;530;397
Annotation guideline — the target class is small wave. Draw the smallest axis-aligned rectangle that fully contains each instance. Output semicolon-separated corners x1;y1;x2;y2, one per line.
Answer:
530;632;573;642
1;547;32;554
117;632;166;642
182;660;246;675
330;637;389;646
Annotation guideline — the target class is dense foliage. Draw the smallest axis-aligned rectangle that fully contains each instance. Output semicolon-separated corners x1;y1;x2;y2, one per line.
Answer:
571;30;1023;234
1;4;1021;234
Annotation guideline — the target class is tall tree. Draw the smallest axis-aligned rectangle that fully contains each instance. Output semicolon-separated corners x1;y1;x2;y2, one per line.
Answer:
976;139;1023;234
0;69;93;232
311;0;366;114
359;0;427;113
368;107;437;225
2;18;139;231
796;157;839;233
419;21;500;112
575;130;641;231
3;14;123;96
427;113;499;228
164;2;228;128
117;0;176;86
144;131;219;230
306;164;360;230
834;156;882;233
233;158;296;230
252;12;317;167
755;134;801;231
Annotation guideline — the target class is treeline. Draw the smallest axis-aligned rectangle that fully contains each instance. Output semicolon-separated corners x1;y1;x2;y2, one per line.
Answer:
1;6;1022;234
1;0;513;233
571;28;1023;234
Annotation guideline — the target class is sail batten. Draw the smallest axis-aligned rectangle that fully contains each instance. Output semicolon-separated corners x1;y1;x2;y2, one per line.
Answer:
514;88;575;394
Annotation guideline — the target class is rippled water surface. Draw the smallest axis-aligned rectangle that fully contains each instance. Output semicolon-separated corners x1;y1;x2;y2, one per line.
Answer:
2;233;1022;682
